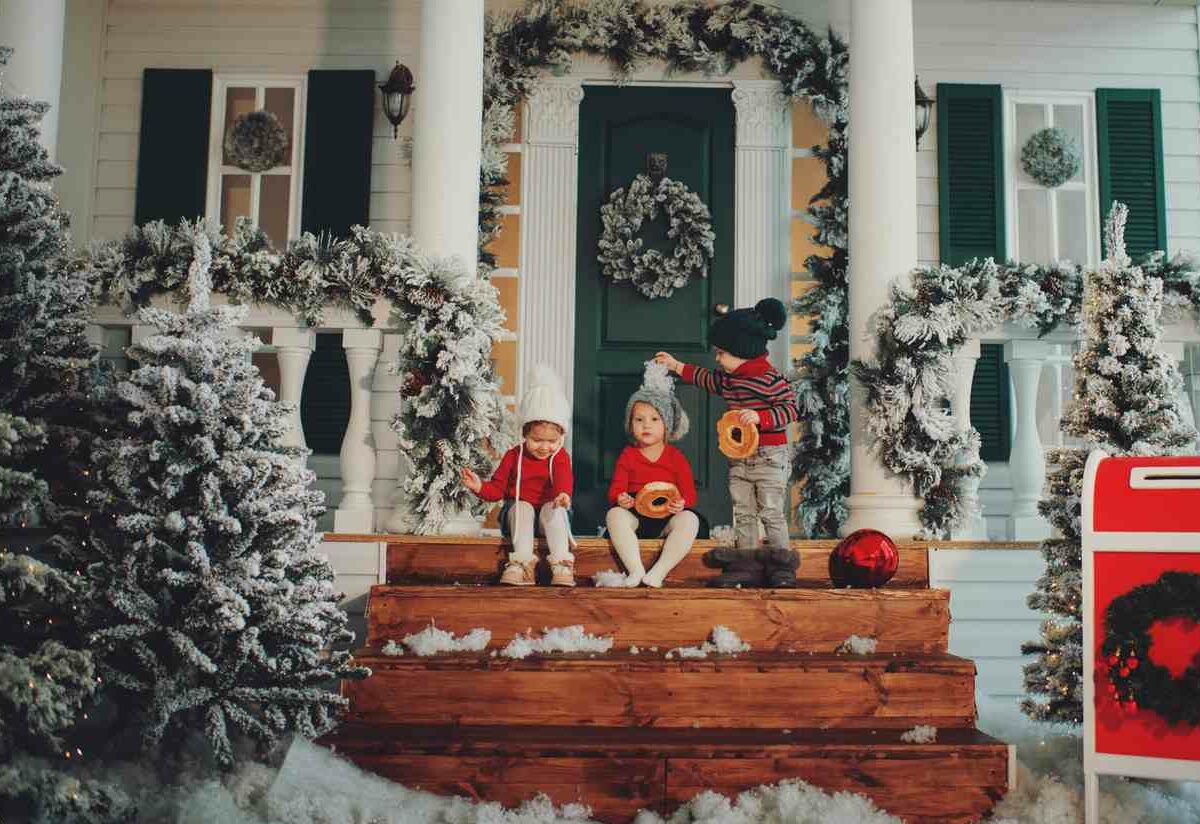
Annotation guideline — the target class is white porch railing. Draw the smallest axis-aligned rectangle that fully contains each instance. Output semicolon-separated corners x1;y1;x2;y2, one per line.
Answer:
88;297;402;534
957;320;1200;540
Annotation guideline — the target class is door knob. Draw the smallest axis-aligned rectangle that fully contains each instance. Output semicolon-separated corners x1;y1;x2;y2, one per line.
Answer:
713;303;730;315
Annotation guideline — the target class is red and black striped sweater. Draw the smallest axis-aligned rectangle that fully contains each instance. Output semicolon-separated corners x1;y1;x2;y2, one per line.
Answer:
680;355;798;447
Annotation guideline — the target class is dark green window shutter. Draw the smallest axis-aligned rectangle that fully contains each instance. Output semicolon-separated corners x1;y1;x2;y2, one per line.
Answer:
302;70;376;238
301;333;350;455
1096;88;1167;260
135;69;212;225
970;343;1011;463
937;84;1006;266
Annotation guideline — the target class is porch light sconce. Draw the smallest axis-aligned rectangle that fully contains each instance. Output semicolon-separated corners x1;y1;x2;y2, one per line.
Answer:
380;62;415;139
915;76;934;149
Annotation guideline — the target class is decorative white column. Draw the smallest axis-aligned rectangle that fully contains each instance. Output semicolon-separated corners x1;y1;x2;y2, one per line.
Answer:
1161;340;1198;446
731;79;792;371
374;333;402;532
1004;339;1050;539
842;0;924;538
950;340;987;540
272;328;315;450
0;0;66;160
335;329;382;533
518;77;585;411
409;0;484;281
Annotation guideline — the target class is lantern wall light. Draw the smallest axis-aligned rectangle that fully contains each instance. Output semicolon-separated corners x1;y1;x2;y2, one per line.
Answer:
380;62;415;139
915;76;934;149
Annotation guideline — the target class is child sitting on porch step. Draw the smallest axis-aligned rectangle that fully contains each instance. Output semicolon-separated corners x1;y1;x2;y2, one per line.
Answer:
606;362;704;588
461;365;576;587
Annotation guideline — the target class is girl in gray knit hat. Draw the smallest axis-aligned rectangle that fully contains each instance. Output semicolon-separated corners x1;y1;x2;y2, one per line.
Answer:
604;362;703;587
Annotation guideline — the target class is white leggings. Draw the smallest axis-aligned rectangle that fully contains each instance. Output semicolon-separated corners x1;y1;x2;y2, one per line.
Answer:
506;501;573;563
605;507;700;587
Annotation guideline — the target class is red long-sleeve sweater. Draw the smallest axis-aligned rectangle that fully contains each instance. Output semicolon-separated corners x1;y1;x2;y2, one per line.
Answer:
474;445;572;507
681;354;798;446
607;445;697;509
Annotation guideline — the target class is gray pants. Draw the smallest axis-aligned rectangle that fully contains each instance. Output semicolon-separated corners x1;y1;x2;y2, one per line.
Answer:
728;443;790;549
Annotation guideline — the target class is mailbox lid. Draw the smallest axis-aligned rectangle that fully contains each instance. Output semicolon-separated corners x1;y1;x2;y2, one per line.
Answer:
1092;455;1200;533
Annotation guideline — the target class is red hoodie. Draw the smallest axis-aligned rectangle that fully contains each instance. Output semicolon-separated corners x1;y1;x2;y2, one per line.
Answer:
474;444;572;508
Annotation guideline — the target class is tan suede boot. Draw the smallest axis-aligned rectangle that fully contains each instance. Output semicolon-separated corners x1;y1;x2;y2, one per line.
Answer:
499;558;536;586
549;558;576;587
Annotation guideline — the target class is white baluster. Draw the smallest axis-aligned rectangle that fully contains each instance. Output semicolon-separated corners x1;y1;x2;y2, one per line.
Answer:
272;327;315;450
334;329;382;533
373;333;402;532
1161;340;1197;445
1004;339;1051;539
950;339;987;540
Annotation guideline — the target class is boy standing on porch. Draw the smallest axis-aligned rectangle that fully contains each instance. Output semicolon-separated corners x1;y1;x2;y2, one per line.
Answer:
655;297;798;554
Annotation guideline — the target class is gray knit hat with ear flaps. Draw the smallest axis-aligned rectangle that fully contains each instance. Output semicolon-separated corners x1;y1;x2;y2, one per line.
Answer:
625;361;689;443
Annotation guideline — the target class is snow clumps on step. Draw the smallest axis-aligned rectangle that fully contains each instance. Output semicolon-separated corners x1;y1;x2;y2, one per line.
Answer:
592;569;630;587
836;635;878;655
900;725;938;743
709;524;736;547
665;625;751;659
399;624;491;656
380;640;404;656
500;625;615;659
631;778;902;824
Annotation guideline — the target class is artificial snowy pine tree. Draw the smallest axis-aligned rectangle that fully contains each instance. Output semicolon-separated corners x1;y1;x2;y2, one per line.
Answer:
83;234;366;768
1022;203;1196;724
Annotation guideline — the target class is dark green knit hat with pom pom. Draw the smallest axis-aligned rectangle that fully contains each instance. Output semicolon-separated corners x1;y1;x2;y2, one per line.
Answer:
708;298;788;359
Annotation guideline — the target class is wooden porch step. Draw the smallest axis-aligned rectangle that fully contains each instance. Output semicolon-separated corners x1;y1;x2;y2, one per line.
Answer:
323;723;1011;823
343;650;979;730
364;585;950;653
379;536;931;587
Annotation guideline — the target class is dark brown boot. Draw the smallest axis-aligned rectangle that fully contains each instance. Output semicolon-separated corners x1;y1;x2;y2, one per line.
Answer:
702;548;767;588
762;548;800;588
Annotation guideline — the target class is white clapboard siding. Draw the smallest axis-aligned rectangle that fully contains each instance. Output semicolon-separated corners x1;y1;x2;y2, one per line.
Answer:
317;540;386;615
931;548;1049;713
91;0;421;243
914;0;1200;264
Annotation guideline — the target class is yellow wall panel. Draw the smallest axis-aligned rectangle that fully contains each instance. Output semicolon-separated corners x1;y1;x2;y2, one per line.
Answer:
505;152;522;206
792;155;827;212
493;338;518;396
487;213;521;269
791;100;828;150
494;276;519;332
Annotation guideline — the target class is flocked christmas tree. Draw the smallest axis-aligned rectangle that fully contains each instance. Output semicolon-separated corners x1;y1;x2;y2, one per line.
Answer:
0;47;132;822
82;232;366;768
1022;203;1197;723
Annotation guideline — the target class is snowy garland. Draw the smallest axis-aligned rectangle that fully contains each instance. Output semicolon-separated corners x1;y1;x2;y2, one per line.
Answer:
1102;571;1200;726
481;0;850;535
83;218;509;534
1021;127;1081;189
854;206;1200;537
597;173;715;300
223;110;289;172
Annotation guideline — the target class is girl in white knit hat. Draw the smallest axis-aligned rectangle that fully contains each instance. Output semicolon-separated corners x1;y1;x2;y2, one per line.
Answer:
461;365;576;586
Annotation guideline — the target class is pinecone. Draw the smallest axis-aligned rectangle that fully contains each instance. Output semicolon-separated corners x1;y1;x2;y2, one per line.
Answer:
434;439;453;464
400;369;430;397
411;285;446;310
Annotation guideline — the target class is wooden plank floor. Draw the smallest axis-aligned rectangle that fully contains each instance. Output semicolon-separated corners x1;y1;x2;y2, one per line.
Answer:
365;585;950;653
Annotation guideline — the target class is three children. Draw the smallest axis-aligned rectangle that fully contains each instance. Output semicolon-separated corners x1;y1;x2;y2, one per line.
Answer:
462;297;799;588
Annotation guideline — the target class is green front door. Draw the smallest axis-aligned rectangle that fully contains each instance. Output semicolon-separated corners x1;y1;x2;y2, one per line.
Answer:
572;86;735;534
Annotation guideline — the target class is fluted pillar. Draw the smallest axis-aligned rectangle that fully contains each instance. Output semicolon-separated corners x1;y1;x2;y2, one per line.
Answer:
335;329;382;533
950;340;987;540
409;0;484;281
0;0;66;159
732;79;792;370
272;327;315;450
1005;339;1050;539
518;77;585;409
842;0;924;538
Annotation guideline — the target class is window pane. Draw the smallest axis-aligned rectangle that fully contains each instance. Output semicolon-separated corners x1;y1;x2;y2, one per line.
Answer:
223;87;257;165
264;87;295;166
260;174;291;247
1017;188;1053;264
220;174;253;232
1056;188;1088;265
1052;104;1085;184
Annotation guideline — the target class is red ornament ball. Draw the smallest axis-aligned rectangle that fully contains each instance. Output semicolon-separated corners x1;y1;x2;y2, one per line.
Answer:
829;529;900;588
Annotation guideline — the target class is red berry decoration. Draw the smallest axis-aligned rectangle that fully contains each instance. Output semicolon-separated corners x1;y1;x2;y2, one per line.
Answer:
1128;657;1138;669
1107;654;1119;666
829;529;900;588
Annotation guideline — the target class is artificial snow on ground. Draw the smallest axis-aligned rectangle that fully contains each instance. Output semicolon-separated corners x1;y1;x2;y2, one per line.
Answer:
665;625;751;659
899;724;937;744
592;569;630;587
500;625;615;659
836;634;878;655
389;624;492;656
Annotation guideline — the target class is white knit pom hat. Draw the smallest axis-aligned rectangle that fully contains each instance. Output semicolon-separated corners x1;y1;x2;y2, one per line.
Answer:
519;364;572;434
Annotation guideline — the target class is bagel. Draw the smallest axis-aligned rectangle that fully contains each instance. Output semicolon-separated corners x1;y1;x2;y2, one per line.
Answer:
717;409;759;460
634;481;682;519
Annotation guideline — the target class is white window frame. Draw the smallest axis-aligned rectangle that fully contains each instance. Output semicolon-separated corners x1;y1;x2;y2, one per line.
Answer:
1003;90;1101;268
206;74;307;243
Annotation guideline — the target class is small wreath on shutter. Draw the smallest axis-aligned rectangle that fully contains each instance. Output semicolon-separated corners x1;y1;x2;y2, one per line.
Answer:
224;110;290;172
1101;570;1200;726
597;173;715;301
1021;127;1081;189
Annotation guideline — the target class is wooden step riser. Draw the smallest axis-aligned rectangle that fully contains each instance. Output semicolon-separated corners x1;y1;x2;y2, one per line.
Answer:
386;541;930;587
342;749;1007;823
365;587;950;653
343;664;978;730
